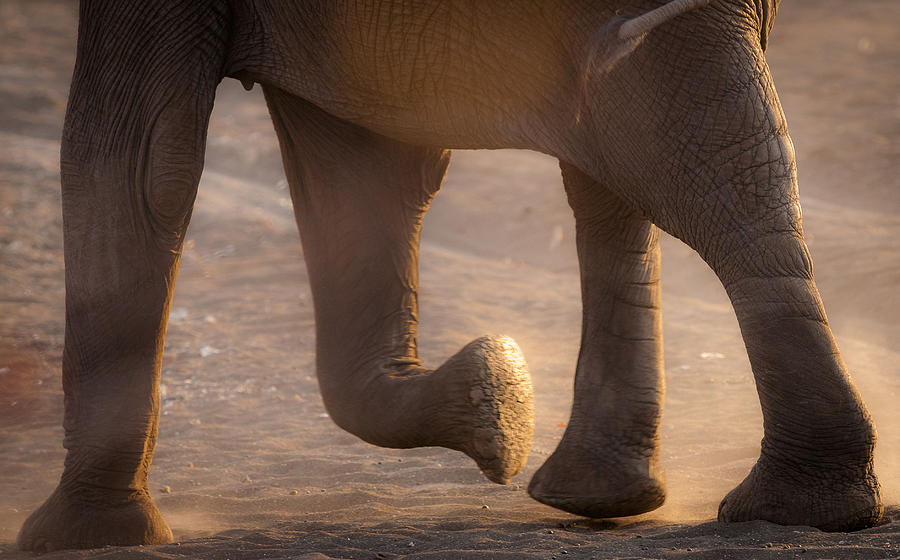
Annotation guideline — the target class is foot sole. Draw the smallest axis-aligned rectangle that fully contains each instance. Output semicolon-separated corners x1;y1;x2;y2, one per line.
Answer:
454;335;535;484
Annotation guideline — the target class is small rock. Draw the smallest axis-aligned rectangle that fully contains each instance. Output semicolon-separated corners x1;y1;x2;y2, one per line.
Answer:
242;475;252;483
408;541;415;547
482;505;490;510
160;486;172;494
289;489;299;496
186;462;194;468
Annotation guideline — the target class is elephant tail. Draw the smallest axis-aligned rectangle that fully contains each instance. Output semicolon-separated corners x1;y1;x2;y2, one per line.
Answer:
618;0;711;41
586;0;711;73
575;0;712;121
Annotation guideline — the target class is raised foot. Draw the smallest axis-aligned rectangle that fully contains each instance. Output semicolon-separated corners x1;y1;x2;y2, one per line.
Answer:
528;440;665;518
718;455;883;531
443;335;534;484
18;485;173;551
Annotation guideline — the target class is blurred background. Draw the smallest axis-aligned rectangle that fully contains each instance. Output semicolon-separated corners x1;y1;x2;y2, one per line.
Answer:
1;0;898;555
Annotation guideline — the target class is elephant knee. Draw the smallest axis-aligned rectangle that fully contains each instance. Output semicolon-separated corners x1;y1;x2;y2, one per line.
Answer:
713;227;812;292
144;166;202;247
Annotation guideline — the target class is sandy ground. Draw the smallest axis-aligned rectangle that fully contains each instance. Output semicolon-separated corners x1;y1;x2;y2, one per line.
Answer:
1;1;899;558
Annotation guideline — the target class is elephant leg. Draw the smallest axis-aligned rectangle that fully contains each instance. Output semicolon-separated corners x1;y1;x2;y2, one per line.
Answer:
675;204;882;530
710;234;882;530
263;88;534;483
17;2;227;551
559;20;881;529
649;79;882;533
528;163;665;517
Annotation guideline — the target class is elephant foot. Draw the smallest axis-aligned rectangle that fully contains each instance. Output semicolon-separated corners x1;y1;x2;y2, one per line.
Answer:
528;439;665;518
718;454;883;531
18;485;173;551
441;335;534;484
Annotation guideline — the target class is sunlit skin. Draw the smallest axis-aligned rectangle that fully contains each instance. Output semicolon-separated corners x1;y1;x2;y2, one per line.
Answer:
17;0;883;551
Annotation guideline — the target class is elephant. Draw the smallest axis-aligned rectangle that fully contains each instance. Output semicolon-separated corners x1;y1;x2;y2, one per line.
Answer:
18;0;883;551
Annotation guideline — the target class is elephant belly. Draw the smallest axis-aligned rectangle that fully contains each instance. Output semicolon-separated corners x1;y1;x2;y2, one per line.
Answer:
227;0;585;149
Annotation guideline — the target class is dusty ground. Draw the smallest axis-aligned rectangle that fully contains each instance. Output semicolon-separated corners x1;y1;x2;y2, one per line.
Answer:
1;1;898;558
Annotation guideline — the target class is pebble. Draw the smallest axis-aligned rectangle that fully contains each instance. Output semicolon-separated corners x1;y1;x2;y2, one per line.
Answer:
200;345;220;357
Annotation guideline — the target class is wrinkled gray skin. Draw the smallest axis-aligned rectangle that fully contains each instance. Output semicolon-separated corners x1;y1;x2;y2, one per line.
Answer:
18;0;883;551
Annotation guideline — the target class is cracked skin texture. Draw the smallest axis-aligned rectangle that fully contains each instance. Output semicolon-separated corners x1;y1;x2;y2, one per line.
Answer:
11;0;890;551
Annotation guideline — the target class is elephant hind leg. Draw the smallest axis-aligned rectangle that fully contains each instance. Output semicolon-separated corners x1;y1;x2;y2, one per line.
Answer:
616;121;879;531
710;233;882;531
562;31;880;529
263;87;534;484
528;163;665;518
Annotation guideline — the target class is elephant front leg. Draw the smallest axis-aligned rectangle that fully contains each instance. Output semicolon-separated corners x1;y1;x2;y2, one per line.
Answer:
264;89;534;484
529;163;665;517
16;1;227;551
